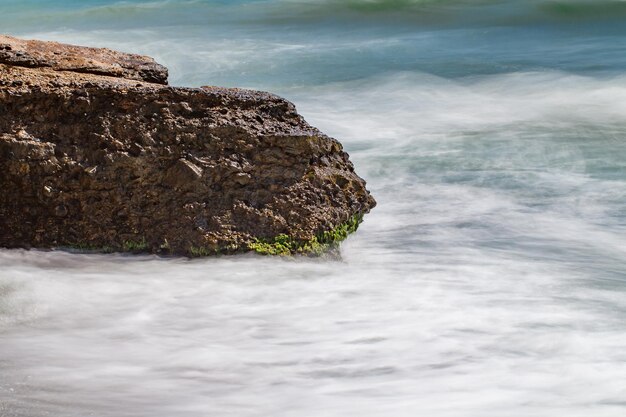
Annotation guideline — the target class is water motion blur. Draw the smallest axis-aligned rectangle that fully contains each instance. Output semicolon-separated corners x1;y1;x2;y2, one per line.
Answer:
2;1;626;416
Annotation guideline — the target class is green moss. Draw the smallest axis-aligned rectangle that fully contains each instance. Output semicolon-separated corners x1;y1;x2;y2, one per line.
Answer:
189;242;246;257
248;213;364;256
248;234;294;256
58;214;365;258
122;238;148;252
189;246;218;257
64;243;115;253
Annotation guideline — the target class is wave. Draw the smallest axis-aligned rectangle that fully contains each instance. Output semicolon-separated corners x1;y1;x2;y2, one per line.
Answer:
282;71;626;283
288;70;626;225
5;0;626;33
539;0;626;18
288;70;626;142
274;0;626;16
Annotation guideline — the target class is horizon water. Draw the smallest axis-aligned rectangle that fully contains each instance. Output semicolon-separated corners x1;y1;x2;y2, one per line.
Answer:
2;1;626;416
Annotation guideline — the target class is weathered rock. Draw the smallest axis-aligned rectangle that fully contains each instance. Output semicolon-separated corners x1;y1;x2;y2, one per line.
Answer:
0;35;375;256
0;35;168;84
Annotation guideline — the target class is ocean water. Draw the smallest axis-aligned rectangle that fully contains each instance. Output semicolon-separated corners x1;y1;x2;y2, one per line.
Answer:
2;1;626;416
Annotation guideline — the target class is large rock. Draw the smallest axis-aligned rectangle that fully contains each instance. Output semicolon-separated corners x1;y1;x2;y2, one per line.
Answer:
0;35;375;256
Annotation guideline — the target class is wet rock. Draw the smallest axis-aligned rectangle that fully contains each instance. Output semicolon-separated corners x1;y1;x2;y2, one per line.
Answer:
0;35;376;256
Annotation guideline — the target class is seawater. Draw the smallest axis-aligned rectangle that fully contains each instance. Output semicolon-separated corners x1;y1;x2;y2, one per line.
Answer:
2;1;626;416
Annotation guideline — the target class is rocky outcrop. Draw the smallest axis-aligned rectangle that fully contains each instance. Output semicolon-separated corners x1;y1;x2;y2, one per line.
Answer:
0;35;168;84
0;35;375;256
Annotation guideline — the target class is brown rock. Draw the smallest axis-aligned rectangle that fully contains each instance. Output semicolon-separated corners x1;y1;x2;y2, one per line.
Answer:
0;35;168;84
0;35;375;256
163;159;204;189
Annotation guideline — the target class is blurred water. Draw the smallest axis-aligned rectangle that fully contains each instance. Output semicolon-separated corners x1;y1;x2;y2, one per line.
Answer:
2;1;626;416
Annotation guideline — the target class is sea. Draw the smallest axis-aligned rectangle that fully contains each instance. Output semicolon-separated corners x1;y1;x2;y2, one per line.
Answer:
1;1;626;416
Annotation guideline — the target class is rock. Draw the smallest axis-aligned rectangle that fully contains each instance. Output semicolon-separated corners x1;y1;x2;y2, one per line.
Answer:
0;35;376;256
0;35;168;84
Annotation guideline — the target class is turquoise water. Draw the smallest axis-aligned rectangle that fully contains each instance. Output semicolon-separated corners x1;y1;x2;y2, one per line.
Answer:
2;1;626;416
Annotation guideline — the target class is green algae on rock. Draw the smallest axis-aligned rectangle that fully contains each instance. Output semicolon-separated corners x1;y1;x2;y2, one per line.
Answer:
0;35;375;256
248;213;364;256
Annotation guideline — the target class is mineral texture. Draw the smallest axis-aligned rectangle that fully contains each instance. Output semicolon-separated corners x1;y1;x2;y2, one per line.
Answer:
0;35;375;256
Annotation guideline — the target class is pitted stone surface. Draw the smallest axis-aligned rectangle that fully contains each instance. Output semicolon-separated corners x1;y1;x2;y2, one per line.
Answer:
0;35;375;255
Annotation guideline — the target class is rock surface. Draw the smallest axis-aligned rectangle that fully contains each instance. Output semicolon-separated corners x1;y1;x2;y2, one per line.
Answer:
0;35;375;256
0;35;168;84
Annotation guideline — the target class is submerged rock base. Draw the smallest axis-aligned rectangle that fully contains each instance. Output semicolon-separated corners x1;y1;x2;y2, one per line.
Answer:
0;35;375;256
